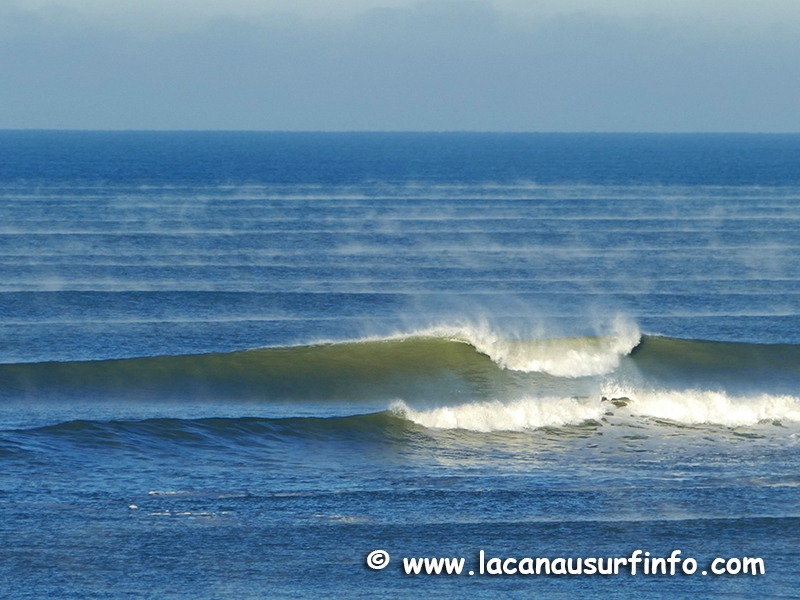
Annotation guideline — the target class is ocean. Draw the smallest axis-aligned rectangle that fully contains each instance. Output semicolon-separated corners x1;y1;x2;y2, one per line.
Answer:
1;131;799;598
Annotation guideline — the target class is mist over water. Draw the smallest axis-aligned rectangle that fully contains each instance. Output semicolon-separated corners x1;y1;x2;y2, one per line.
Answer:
3;178;800;361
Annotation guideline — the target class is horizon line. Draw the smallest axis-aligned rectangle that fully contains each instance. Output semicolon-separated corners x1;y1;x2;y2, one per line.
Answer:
2;129;800;135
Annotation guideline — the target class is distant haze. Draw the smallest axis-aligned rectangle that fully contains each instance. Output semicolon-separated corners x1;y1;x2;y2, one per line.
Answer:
1;0;799;131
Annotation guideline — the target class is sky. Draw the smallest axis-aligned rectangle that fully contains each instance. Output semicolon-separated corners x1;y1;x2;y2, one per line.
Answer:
1;0;799;131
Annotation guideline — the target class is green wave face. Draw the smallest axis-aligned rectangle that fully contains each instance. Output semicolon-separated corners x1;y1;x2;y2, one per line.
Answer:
0;337;517;402
3;334;800;403
632;335;800;375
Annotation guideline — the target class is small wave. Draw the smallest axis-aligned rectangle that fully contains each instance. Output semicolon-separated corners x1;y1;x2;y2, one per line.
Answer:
391;397;603;432
6;412;405;448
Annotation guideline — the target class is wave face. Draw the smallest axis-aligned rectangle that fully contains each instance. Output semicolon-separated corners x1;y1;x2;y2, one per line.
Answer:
3;331;800;433
0;325;643;402
0;327;641;401
0;335;508;402
3;332;800;397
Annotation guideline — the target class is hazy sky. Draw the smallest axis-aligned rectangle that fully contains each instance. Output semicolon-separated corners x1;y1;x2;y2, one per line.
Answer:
1;0;799;131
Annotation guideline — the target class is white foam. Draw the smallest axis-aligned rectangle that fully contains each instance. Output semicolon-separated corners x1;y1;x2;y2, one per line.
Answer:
391;397;603;432
394;387;800;433
606;387;800;427
419;317;640;377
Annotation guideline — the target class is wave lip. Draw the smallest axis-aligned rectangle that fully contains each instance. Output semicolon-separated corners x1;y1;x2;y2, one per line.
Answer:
480;333;640;377
391;397;603;432
416;318;641;377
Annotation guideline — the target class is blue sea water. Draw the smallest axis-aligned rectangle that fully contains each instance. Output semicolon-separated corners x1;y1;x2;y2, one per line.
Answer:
1;132;800;598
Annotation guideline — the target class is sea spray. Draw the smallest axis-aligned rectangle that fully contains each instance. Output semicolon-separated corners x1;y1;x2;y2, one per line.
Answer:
383;316;641;377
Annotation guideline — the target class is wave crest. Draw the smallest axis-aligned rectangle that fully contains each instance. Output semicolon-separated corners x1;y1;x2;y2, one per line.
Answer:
614;388;800;427
412;318;640;377
391;397;603;432
393;386;800;433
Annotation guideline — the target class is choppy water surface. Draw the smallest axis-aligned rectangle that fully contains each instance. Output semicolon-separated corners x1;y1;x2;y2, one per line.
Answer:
1;132;800;599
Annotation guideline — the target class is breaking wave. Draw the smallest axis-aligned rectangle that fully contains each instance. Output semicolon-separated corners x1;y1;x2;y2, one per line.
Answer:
391;397;603;432
614;388;800;427
391;389;800;432
0;324;641;400
434;320;641;377
3;324;800;409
